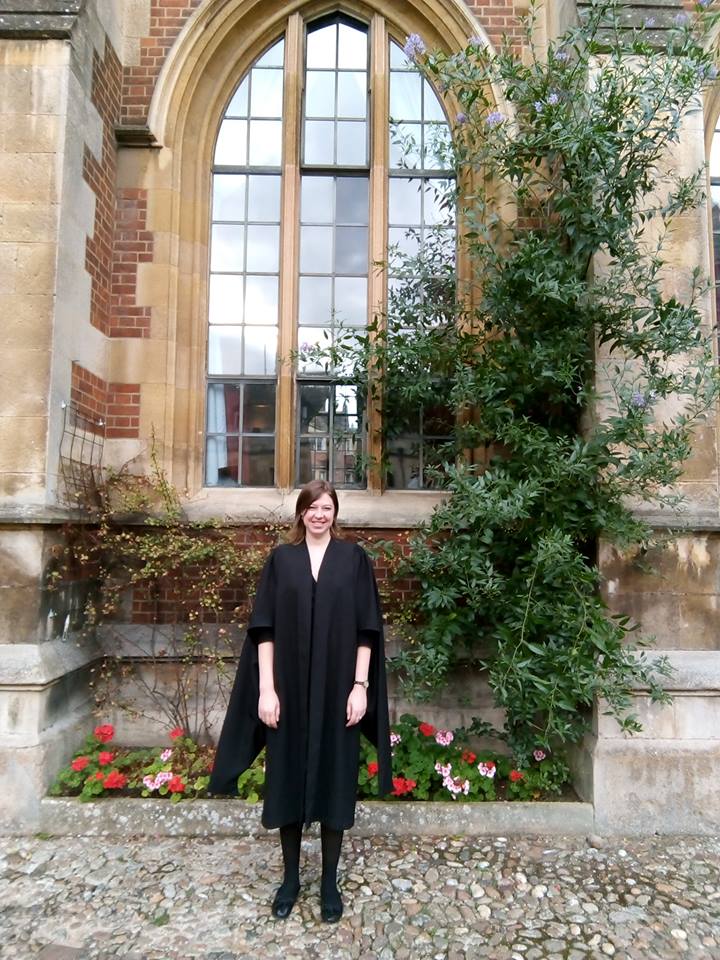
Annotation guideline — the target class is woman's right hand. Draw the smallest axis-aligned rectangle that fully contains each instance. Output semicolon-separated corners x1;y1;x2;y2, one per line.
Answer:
258;688;280;728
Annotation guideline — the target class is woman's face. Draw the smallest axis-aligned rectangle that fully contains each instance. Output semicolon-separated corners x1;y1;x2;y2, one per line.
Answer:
302;492;335;538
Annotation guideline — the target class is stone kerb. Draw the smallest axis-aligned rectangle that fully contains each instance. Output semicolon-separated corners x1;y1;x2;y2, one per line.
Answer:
38;796;594;839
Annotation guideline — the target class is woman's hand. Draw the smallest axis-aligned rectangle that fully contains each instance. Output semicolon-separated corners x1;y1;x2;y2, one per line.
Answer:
346;685;367;727
258;688;280;728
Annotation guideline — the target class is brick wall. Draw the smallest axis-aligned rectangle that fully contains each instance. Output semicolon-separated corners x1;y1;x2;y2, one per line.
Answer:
111;189;153;338
84;40;122;337
121;0;203;125
129;526;418;625
71;362;141;439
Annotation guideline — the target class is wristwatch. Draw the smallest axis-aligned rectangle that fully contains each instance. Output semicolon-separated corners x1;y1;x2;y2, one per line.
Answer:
353;679;369;690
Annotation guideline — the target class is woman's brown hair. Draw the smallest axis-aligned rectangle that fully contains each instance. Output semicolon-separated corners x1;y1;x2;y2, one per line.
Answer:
287;480;342;544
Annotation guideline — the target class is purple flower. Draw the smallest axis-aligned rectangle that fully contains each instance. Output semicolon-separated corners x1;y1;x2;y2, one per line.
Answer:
710;65;719;79
485;110;505;127
547;92;560;106
674;12;689;25
699;0;712;8
456;112;467;124
469;34;484;46
403;33;426;60
644;16;656;27
553;49;569;62
631;391;648;409
534;100;544;114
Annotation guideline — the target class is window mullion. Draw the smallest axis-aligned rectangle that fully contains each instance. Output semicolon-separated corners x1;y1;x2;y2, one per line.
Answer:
276;12;304;491
367;13;388;493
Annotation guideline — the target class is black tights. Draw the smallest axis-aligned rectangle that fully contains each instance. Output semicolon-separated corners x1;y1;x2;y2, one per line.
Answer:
277;822;344;906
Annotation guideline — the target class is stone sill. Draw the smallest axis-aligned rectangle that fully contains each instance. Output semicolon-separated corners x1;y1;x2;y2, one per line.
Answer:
38;797;594;838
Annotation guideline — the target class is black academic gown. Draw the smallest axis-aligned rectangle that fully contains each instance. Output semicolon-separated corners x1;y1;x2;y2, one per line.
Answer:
209;538;392;830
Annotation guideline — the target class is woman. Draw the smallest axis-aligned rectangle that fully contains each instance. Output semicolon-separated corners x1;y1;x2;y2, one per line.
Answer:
210;480;392;922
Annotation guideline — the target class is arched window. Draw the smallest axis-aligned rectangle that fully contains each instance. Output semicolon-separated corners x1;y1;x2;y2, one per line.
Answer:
710;121;720;325
205;13;453;489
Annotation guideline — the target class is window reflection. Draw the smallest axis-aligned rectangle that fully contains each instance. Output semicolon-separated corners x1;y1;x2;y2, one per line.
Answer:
297;382;364;487
206;382;276;487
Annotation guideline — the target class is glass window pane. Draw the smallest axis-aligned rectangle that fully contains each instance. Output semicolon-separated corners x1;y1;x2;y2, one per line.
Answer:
338;23;367;69
390;42;412;70
213;174;246;221
299;276;332;325
336;121;366;166
423;122;451;169
209;274;244;324
207;436;239;486
390;122;422;169
226;80;249;117
298;325;332;372
211;224;245;272
300;226;333;273
389;226;420;258
423;80;446;122
389;178;422;224
307;24;337;69
243;382;276;433
208;325;243;374
250;68;283;118
298;438;329;483
390;72;422;121
306;71;336;118
299;384;331;433
247;175;281;222
301;177;334;222
335;226;368;274
304;120;335;165
423;179;453;225
334;276;367;326
337;72;366;118
214;119;248;165
245;275;278;324
332;435;361;486
336;177;368;224
256;40;284;68
248;120;282;166
246;224;279;272
334;384;360;428
244;325;277;374
241;437;275;486
207;383;240;433
386;437;421;489
711;133;720;178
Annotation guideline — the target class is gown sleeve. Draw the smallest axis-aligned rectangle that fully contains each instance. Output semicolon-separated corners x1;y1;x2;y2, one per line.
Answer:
208;551;277;795
355;546;393;797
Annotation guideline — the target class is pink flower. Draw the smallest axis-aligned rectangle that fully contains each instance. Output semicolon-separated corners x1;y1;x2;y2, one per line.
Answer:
478;761;496;779
390;732;402;746
533;749;547;762
435;761;452;778
142;775;157;791
435;730;454;747
443;775;470;797
160;749;173;762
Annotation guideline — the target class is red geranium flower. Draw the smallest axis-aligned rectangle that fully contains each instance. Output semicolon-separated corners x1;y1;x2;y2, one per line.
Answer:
94;724;114;744
418;722;436;737
71;756;90;772
391;777;417;797
168;775;186;793
367;761;379;777
462;750;477;764
169;727;184;740
102;770;128;789
94;772;105;781
98;751;115;766
509;769;524;782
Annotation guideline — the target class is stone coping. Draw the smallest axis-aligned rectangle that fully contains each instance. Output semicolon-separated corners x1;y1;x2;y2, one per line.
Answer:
38;797;594;838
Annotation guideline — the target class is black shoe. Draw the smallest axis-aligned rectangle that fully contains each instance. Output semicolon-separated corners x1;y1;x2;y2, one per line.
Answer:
271;885;299;919
320;888;343;923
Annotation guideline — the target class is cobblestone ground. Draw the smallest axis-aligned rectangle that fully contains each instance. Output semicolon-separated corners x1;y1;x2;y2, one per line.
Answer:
1;834;719;960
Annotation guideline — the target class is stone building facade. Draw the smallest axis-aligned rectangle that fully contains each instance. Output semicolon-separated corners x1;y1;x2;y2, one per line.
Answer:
0;0;718;834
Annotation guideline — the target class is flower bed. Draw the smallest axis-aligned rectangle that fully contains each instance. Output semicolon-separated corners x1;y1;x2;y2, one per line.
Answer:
49;716;570;803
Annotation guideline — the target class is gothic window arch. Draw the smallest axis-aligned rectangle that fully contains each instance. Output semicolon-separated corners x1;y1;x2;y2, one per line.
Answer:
204;11;454;490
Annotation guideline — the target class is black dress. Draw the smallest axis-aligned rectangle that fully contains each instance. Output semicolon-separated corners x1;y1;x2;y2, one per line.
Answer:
209;538;392;829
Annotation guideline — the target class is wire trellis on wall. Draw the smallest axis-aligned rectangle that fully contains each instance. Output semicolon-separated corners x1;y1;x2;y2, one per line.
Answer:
58;401;105;512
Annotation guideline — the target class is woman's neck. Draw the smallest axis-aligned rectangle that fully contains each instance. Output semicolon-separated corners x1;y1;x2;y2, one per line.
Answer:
305;531;331;547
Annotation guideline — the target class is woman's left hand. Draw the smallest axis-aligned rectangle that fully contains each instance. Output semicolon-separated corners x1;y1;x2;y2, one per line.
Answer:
346;685;367;726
